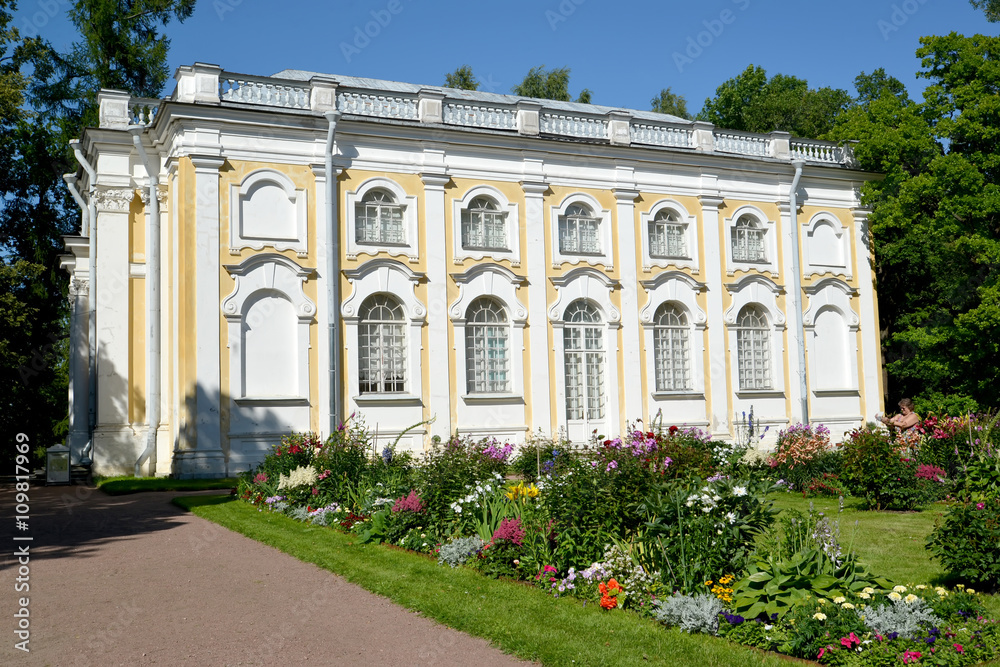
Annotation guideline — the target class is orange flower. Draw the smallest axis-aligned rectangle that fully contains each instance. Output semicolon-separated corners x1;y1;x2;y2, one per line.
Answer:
600;594;618;610
607;578;622;595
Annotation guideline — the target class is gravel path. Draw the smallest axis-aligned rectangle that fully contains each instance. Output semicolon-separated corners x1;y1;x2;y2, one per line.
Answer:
0;484;531;666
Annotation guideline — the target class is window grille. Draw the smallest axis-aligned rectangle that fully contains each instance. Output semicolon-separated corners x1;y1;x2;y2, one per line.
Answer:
559;204;601;255
355;189;405;245
649;209;686;258
465;297;509;393
653;303;691;391
732;215;766;263
461;197;507;250
736;305;771;390
563;300;605;421
358;295;406;393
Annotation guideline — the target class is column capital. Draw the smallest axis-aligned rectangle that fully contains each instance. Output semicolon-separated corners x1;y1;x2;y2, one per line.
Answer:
420;171;450;189
94;187;136;213
698;195;725;211
189;155;226;171
519;180;548;196
612;188;639;202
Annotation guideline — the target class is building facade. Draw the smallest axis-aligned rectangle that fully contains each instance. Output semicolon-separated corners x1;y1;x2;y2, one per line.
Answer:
60;63;883;477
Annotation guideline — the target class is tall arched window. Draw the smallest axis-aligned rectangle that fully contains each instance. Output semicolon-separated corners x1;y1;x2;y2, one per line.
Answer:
358;294;406;393
732;215;766;263
355;189;404;245
465;297;509;393
563;300;605;421
559;203;601;255
461;197;507;250
649;209;686;258
736;305;771;390
653;303;690;391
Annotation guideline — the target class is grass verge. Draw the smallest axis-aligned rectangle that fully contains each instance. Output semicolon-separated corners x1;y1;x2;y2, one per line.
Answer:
174;495;793;667
96;475;238;495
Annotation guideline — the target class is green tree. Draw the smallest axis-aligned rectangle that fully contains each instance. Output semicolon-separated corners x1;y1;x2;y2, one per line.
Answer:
698;64;850;138
444;65;478;91
828;34;1000;414
512;65;592;103
970;0;1000;21
650;87;690;119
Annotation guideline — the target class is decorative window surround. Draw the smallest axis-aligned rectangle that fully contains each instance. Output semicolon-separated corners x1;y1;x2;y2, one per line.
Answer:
345;178;419;262
549;193;613;269
803;212;852;280
639;199;699;273
451;186;521;266
229;169;308;256
803;278;860;393
449;264;528;401
549;268;621;442
639;272;707;398
724;275;786;396
221;254;316;401
724;205;779;277
342;259;426;405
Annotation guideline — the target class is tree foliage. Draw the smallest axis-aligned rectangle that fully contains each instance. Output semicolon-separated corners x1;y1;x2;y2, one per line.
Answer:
828;34;1000;413
698;64;850;139
970;0;1000;21
512;65;591;104
650;87;690;119
444;64;478;91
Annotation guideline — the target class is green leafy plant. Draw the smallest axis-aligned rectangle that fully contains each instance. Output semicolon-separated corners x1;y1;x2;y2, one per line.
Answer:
927;497;1000;592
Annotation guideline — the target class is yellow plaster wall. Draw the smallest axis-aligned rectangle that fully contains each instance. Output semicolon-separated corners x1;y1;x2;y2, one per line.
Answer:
177;157;196;451
129;195;146;424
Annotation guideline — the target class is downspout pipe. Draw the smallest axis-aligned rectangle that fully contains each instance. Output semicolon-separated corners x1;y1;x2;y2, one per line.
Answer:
63;174;89;235
69;139;97;466
129;126;161;476
324;111;343;436
789;159;808;425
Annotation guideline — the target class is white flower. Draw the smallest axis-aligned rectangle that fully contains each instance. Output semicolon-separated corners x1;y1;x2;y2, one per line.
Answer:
702;506;712;513
893;585;907;594
725;512;737;524
887;592;902;601
733;486;747;497
813;612;827;621
915;584;927;590
833;596;846;604
904;594;919;604
862;587;875;595
842;603;855;610
857;592;871;600
685;499;695;507
935;587;947;597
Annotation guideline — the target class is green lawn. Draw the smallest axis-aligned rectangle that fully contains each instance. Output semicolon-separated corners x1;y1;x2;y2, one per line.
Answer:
174;495;792;667
96;475;238;495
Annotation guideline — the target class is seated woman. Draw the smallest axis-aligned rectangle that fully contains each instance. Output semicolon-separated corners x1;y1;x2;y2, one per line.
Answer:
879;398;921;431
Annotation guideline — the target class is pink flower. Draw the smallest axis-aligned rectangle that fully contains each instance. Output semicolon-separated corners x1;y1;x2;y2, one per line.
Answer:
954;644;964;653
840;633;860;649
902;651;922;664
976;502;985;510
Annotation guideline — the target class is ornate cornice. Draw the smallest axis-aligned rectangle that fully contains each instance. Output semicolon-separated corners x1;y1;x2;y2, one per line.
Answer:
94;188;136;213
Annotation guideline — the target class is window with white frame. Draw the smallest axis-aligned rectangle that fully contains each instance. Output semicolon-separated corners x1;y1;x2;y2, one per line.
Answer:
653;303;691;392
559;204;601;255
358;294;406;393
736;305;771;390
461;197;507;250
732;215;766;263
355;189;405;245
649;209;687;258
465;297;509;393
563;300;605;421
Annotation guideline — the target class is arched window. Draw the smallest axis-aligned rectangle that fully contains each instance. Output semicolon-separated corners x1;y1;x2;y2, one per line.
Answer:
649;209;686;258
559;203;601;255
465;297;509;393
736;305;771;390
461;197;507;250
355;189;404;245
653;303;691;391
563;300;605;421
358;294;406;393
732;215;766;263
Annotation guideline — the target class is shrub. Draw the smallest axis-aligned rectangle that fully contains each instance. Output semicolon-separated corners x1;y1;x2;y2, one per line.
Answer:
417;435;514;523
770;423;831;469
653;593;724;635
437;536;484;568
839;426;926;510
926;497;1000;591
858;596;941;639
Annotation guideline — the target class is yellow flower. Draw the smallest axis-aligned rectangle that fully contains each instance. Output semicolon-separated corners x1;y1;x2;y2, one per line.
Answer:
705;580;713;586
968;588;976;595
858;592;871;600
893;585;907;594
888;592;902;601
817;598;827;605
904;594;919;604
915;584;927;590
813;612;827;621
862;587;875;595
833;596;846;604
957;584;965;589
935;587;947;597
842;603;855;610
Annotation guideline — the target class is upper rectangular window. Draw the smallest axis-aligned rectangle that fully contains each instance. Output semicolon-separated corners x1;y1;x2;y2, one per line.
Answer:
356;190;405;245
559;204;601;255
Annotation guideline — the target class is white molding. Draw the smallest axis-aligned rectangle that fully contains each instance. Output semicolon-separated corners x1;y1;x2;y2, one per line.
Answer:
724;204;779;277
803;278;861;393
639;273;708;397
803;211;852;280
548;268;620;323
344;177;419;263
549;192;613;269
724;274;786;394
228;168;308;256
639;199;700;273
450;185;521;267
521;180;552;436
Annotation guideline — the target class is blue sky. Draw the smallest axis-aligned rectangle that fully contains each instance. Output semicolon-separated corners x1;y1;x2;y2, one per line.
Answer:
15;0;998;115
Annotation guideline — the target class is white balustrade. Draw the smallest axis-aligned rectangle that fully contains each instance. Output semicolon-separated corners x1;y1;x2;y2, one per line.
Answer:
443;102;516;130
128;98;159;126
630;122;694;149
220;77;310;110
791;139;844;164
336;90;419;120
539;112;608;139
714;131;770;157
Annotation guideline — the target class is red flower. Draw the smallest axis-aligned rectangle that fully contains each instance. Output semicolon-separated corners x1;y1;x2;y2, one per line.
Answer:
669;425;679;434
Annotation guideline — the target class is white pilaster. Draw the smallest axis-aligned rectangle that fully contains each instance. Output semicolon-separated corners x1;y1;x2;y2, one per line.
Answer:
312;164;331;436
421;171;452;440
521;180;552;436
853;208;882;418
613;187;643;423
698;193;730;437
59;237;91;463
779;200;806;424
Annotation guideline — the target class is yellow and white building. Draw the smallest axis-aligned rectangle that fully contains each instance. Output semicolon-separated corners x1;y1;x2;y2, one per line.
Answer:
60;63;883;477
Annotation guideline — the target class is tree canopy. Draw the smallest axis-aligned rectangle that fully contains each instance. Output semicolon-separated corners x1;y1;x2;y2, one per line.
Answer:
512;65;592;104
650;87;691;119
444;65;478;91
